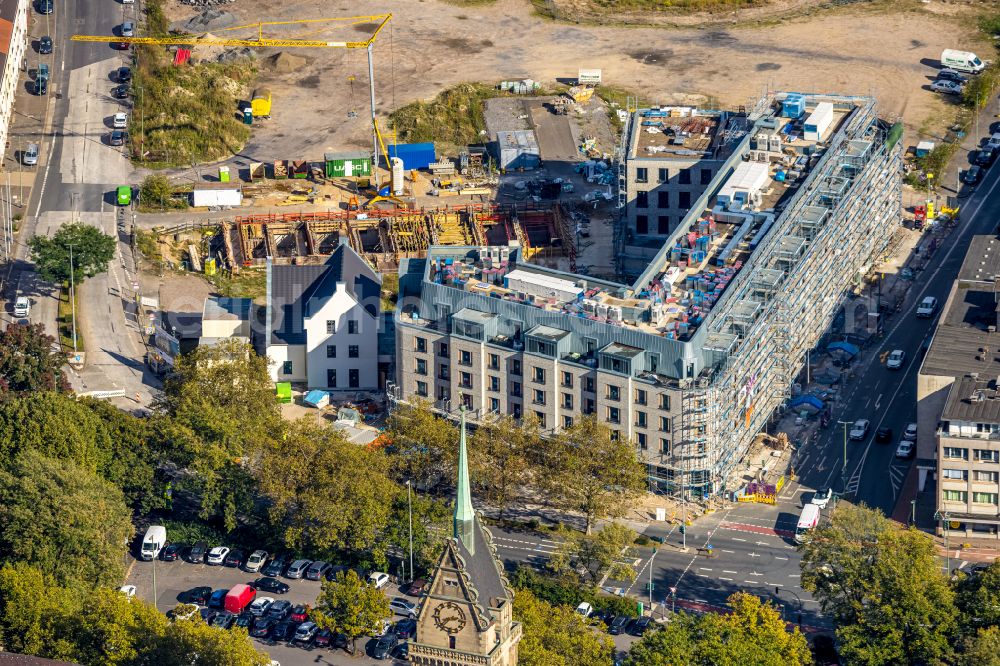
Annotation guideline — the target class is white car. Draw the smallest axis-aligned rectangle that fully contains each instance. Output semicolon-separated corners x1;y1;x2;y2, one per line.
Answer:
244;549;268;573
113;112;128;129
887;349;905;370
13;296;29;317
368;571;390;589
119;584;136;599
916;296;938;318
849;419;870;441
247;596;274;617
931;80;965;95
389;597;418;618
811;488;832;509
206;546;230;565
904;423;918;441
371;618;391;637
896;440;915;458
575;602;593;617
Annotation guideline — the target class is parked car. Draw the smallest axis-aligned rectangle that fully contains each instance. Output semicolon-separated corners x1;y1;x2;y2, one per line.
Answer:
290;604;309;623
931;79;965;95
887;349;905;370
245;550;269;573
916;296;938;318
161;543;184;561
188;542;208;563
904;423;918;440
210;611;235;629
233;612;254;630
186;586;212;606
271;620;297;642
112;111;128;129
252;577;289;594
314;628;334;648
35;77;46;96
324;564;350;582
109;130;126;146
266;600;292;620
370;633;398;660
119;585;136;599
23;142;39;166
247;597;274;617
121;21;135;37
936;68;968;83
896;439;915;459
250;617;275;638
224;584;256;614
393;618;417;639
368;572;390;589
285;559;311;579
224;549;245;568
629;616;653;636
305;560;331;581
406;577;428;596
575;602;593;617
206;546;230;565
811;488;832;509
849;419;870;441
875;427;893;443
608;615;630;635
389;597;418;618
963;166;983;185
111;84;129;100
38;36;52;54
975;149;996;167
199;608;217;624
117;66;132;83
208;589;228;609
262;555;289;578
392;643;409;660
36;0;52;15
293;621;318;645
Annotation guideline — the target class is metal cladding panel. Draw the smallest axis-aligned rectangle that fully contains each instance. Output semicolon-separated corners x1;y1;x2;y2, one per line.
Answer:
388;143;436;170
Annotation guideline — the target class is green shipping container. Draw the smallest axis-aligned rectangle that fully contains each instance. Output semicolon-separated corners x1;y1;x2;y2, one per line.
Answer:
324;151;372;179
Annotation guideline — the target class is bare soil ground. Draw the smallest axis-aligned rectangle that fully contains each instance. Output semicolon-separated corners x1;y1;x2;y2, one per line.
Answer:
160;0;982;167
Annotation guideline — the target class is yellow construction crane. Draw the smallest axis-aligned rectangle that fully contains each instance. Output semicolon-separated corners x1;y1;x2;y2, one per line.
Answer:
71;14;393;186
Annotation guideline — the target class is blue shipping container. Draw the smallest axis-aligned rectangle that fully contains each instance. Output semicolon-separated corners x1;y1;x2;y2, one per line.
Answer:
388;143;436;170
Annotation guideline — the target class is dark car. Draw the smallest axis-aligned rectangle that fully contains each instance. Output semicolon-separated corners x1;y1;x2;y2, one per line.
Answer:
38;36;52;54
305;560;331;581
199;608;217;624
262;555;289;578
405;577;427;596
875;427;893;443
629;616;653;636
975;149;997;167
937;68;968;83
393;618;416;640
111;84;129;100
208;589;228;609
35;78;46;96
608;615;630;635
224;549;245;568
233;612;254;630
188;541;208;563
117;66;132;83
250;617;275;638
325;564;350;582
253;577;289;594
332;632;350;651
161;542;184;561
271;620;297;642
186;586;213;606
391;643;409;660
36;0;52;14
590;608;613;624
266;599;292;620
963;165;983;185
290;604;309;623
109;129;126;147
314;628;333;648
370;633;398;660
210;611;235;629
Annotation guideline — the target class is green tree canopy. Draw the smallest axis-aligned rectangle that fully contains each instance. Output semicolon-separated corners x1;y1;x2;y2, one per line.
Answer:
624;592;811;666
374;490;449;577
955;560;1000;631
514;588;615;666
470;412;540;521
0;449;134;587
386;398;459;492
548;522;638;585
28;222;116;283
799;503;957;665
0;323;68;397
312;570;391;651
959;626;1000;666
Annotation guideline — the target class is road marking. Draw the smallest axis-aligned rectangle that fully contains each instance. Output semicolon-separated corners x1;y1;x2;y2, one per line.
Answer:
744;580;757;584
750;572;763;576
696;573;710;578
756;541;768;546
698;568;713;572
696;599;708;604
748;552;760;558
875;393;883;410
732;537;746;542
775;556;789;561
723;570;738;574
769;583;784;587
788;574;801;578
721;549;735;554
719;577;733;581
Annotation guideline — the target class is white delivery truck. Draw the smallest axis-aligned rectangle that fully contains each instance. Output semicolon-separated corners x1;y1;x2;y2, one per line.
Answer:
140;525;166;561
795;504;821;543
941;49;986;74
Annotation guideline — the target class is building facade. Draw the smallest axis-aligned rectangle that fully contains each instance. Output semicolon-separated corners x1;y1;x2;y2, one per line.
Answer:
0;0;27;159
394;93;902;497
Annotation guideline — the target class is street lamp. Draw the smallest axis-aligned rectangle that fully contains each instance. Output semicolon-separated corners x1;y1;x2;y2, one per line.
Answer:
68;243;77;354
836;420;851;495
910;499;917;526
935;510;952;575
775;587;804;626
406;479;413;585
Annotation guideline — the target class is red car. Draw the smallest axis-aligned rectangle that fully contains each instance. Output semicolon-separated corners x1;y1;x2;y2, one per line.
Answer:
290;604;309;622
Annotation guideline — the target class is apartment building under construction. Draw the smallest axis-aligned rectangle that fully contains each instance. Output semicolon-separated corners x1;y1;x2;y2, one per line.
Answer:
393;92;902;497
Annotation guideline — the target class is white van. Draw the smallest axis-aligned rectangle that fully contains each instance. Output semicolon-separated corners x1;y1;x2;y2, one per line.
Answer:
140;525;166;561
941;49;986;74
13;296;29;318
795;504;821;543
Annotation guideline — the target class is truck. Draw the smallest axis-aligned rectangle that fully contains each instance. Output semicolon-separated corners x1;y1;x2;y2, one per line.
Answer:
941;49;986;74
140;525;166;561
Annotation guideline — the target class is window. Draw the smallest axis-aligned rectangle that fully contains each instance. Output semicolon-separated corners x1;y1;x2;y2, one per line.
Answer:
608;406;621;424
636;215;648;235
326;369;337;388
462;394;473;409
660;416;671;432
449;636;456;650
348;320;358;334
700;168;713;185
636;389;647;405
610;430;620;441
679;191;691;208
635;167;648;183
511;381;522;398
460;372;473;389
416;381;428;397
438;386;450;401
439;343;449;358
636;191;648;209
975;449;998;463
562;393;573;409
488;353;500;370
976;470;1000;483
533;388;546;405
974;492;999;504
636;411;647;428
658;216;670;234
489;376;500;392
533;367;545;383
349;345;359;358
584;398;595;414
511;359;522;376
943;490;968;502
562;371;573;388
415;337;427;353
512;404;522;418
326;344;337;358
657;191;669;208
657;167;668;182
326;320;336;334
660;438;670;454
416;358;427;375
490;397;500;413
460;350;472;366
563;415;573;429
660;394;671;410
438;364;449;380
942;469;968;480
638;433;647;450
585;377;595;393
679;168;691;185
607;385;620;401
349;369;359;388
282;361;293;375
536;411;546;428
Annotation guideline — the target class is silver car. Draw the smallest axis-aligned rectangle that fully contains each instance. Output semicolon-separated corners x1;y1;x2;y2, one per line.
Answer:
23;142;38;166
244;549;268;572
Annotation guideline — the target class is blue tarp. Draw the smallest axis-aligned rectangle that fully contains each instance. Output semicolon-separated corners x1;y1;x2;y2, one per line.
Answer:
388;142;436;170
303;390;329;408
827;341;860;357
789;395;824;412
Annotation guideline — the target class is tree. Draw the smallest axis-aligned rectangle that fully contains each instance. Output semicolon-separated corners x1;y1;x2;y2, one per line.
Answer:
0;323;68;398
143;618;269;666
375;490;450;577
385;398;459;492
0;562;81;660
0;449;134;588
257;418;397;555
312;570;391;652
139;174;186;210
799;503;957;665
955;560;1000;631
959;626;1000;666
548;522;638;585
624;592;811;666
514;588;614;666
543;416;646;533
28;222;116;284
470;413;540;521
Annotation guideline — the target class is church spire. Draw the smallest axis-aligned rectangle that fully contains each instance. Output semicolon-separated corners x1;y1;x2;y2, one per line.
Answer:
454;408;475;553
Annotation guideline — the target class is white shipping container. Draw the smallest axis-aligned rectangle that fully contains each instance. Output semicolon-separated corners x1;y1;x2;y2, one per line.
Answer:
191;187;242;207
577;68;602;85
803;102;834;142
504;269;583;303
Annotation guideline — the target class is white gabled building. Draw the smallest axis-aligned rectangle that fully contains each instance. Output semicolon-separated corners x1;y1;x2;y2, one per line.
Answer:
265;241;382;391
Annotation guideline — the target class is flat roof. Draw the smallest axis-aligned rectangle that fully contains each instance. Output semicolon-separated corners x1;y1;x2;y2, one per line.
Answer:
943;375;1000;423
528;324;570;341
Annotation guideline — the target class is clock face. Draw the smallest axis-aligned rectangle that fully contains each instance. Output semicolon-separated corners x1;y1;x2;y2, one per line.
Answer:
432;601;467;635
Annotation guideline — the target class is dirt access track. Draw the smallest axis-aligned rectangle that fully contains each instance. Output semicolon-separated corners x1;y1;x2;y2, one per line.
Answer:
164;0;983;164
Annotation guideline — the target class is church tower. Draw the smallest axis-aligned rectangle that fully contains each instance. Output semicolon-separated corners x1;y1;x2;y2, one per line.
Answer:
410;410;522;666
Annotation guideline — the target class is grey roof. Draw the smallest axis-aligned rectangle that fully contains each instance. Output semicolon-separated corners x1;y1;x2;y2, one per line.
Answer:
324;151;370;162
958;235;1000;282
528;324;571;341
203;296;251;321
943;375;1000;423
451;517;512;624
268;244;381;345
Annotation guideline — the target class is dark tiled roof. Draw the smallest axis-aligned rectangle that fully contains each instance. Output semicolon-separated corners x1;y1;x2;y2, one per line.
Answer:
454;516;512;622
944;375;1000;422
